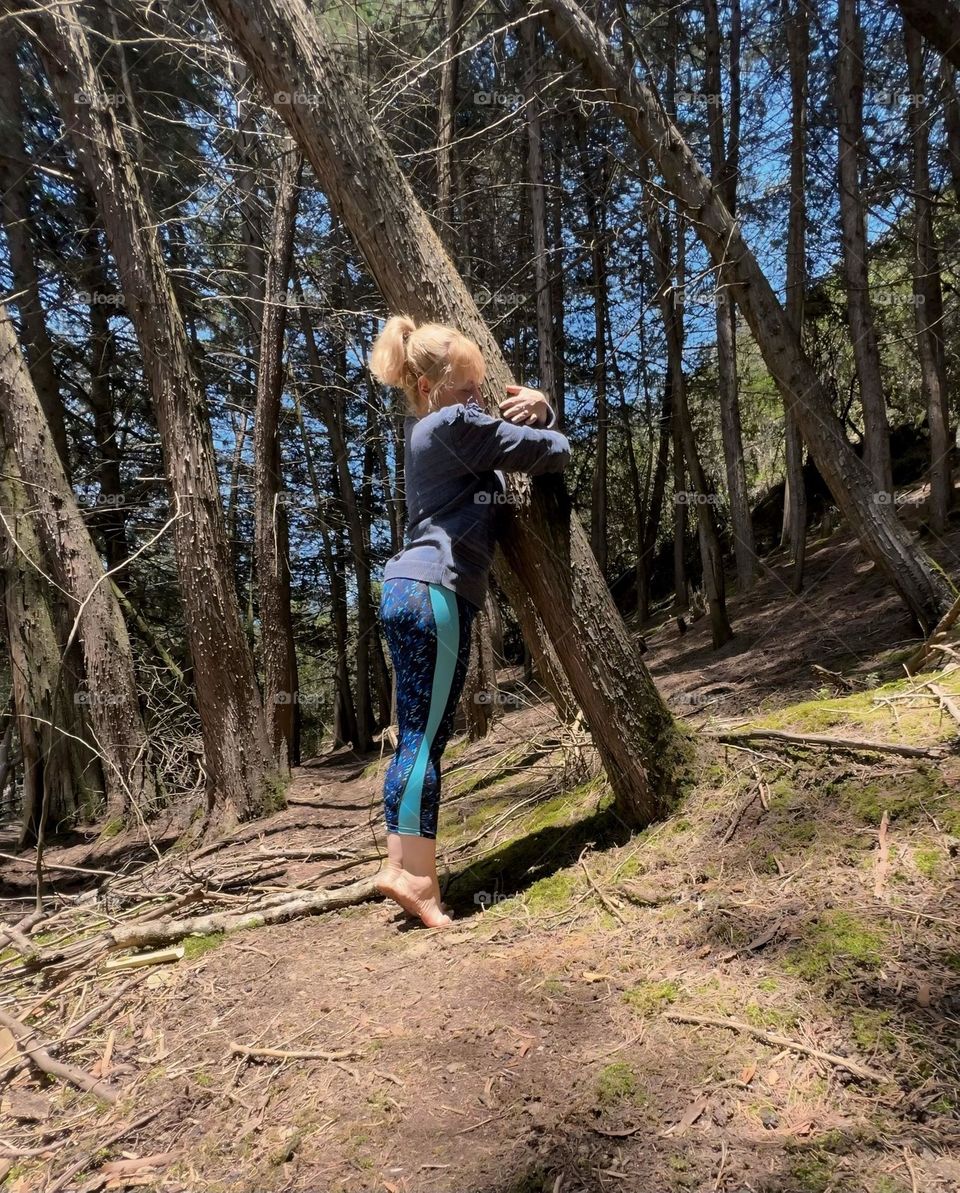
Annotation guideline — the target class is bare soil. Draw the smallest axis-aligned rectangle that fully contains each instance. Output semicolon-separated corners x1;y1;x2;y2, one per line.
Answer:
1;512;959;1193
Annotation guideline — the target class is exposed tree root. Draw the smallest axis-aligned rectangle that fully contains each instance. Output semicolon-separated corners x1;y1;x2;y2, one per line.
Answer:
707;728;942;758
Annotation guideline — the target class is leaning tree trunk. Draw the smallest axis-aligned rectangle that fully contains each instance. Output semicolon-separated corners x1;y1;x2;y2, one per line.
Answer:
837;0;891;494
0;304;157;823
206;0;690;826
0;437;101;844
254;141;302;771
781;0;809;590
0;30;69;472
30;0;279;833
536;0;953;633
894;0;960;70
704;0;755;591
905;21;952;534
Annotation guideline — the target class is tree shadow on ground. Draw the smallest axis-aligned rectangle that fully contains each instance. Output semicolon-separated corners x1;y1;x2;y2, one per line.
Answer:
441;804;634;917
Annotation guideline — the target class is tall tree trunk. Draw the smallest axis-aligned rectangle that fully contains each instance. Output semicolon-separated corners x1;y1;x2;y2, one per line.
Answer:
436;0;462;238
941;60;960;206
648;194;733;649
208;0;690;827
704;0;755;590
292;380;358;749
905;22;953;533
537;0;954;633
0;30;69;471
0;304;156;823
781;0;809;590
0;438;100;844
837;0;891;494
520;17;558;405
637;380;671;623
31;0;279;833
254;142;302;770
295;270;376;752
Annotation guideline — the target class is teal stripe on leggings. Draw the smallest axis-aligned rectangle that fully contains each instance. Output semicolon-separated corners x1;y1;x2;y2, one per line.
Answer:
397;583;461;835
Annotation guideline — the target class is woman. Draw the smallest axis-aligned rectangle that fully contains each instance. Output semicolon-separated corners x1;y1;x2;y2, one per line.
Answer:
368;314;571;928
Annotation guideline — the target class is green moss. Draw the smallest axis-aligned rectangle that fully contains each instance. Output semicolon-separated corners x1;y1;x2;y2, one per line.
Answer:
194;1070;215;1087
595;1061;639;1104
913;847;942;878
525;872;576;911
99;816;124;840
849;1009;897;1053
783;912;887;982
183;931;225;960
623;979;680;1016
757;977;779;992
744;1002;798;1031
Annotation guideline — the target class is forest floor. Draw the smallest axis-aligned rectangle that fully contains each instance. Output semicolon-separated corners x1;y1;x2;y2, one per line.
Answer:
2;507;959;1193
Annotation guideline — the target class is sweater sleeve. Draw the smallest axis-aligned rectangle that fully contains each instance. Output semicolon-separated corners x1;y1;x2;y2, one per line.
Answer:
449;403;571;475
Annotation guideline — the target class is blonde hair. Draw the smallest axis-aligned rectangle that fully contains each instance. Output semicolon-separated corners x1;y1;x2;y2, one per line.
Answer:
368;314;485;417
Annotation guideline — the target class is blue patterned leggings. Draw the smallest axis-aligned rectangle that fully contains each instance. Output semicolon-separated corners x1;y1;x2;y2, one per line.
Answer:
379;578;479;837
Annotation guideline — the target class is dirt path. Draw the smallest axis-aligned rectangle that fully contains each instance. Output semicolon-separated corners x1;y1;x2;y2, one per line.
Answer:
2;518;959;1193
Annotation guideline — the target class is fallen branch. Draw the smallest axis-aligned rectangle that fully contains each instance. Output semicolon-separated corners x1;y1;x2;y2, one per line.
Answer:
0;1008;119;1104
105;877;378;953
663;1011;888;1083
707;728;940;759
579;851;625;924
229;1041;362;1062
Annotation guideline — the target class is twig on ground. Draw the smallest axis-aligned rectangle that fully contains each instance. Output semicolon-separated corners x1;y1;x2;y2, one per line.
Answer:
706;728;940;759
663;1011;888;1083
0;1008;118;1103
229;1041;362;1062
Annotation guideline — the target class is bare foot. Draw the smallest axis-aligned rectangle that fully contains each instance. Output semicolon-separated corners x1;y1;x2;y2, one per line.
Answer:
375;864;453;929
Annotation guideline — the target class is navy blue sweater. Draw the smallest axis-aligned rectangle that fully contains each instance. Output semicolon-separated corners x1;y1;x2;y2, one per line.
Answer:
382;399;571;609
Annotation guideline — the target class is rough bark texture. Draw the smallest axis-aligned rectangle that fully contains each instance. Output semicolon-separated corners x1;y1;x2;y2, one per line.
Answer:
837;0;891;493
205;0;690;825
704;0;755;591
254;142;302;770
0;31;69;472
537;0;953;633
0;304;155;823
30;0;278;832
781;0;809;589
905;23;952;534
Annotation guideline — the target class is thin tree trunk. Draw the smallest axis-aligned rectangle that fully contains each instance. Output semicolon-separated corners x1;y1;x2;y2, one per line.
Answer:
436;0;462;237
648;193;733;649
837;0;891;494
295;271;376;752
537;0;954;633
254;142;302;771
31;0;278;833
207;0;690;826
905;22;952;533
941;61;960;206
704;0;755;590
781;0;809;590
520;17;558;404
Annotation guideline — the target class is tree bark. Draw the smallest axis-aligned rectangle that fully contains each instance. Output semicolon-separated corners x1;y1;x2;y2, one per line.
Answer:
781;0;809;590
535;0;953;634
206;0;690;826
254;141;303;770
29;0;279;832
905;22;952;534
703;0;755;591
0;30;69;472
436;0;462;237
837;0;891;494
0;304;156;823
894;0;960;70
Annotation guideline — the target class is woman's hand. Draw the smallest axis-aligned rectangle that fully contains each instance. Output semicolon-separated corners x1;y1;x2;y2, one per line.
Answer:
501;384;552;427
